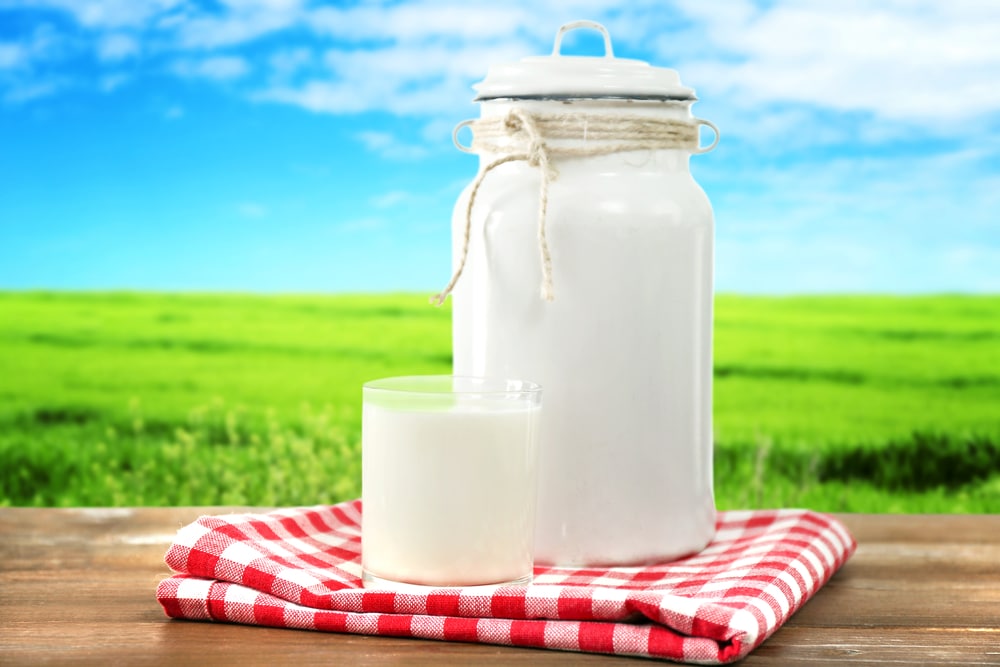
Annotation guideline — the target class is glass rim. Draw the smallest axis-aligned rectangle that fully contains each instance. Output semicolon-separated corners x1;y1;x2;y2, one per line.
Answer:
363;375;541;396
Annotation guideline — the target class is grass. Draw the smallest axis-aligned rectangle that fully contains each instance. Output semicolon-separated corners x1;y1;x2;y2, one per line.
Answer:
1;291;998;511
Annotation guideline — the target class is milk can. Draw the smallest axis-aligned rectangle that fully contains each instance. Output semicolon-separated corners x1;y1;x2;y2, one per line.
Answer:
436;21;719;566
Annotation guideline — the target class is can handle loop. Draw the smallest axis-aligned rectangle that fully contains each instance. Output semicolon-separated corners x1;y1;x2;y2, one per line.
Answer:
552;20;614;58
693;119;720;154
453;119;476;154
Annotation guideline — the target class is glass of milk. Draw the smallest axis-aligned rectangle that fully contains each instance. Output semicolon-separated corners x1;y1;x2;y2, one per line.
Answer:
361;375;542;589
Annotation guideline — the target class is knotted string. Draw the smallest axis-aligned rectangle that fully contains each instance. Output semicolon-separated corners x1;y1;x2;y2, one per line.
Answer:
431;109;700;305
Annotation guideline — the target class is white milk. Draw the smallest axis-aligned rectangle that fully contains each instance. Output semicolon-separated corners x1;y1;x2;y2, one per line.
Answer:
362;400;540;587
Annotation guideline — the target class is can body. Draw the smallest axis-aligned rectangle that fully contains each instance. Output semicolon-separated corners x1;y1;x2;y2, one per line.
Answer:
452;99;716;566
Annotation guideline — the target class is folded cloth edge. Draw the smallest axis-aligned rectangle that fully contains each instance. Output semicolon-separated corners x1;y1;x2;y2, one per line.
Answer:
156;574;751;664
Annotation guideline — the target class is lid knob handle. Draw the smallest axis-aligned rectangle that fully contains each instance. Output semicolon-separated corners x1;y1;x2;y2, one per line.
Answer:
551;20;614;58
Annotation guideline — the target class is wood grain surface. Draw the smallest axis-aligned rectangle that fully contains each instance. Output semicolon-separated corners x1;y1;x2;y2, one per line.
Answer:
2;509;998;666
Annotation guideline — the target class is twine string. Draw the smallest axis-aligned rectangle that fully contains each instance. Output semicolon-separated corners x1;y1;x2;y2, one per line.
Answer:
431;109;700;305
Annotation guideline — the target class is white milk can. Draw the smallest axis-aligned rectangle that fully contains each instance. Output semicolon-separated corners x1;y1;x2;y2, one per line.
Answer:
437;21;719;566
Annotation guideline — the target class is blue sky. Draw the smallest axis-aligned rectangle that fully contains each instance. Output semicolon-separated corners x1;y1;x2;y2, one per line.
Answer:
0;0;997;294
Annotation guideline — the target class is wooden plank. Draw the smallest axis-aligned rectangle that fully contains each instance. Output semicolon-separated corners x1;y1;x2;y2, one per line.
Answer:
748;627;1000;666
1;622;654;666
836;513;1000;544
2;508;999;665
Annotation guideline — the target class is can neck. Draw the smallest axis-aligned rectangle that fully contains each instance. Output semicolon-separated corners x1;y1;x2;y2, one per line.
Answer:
469;104;700;166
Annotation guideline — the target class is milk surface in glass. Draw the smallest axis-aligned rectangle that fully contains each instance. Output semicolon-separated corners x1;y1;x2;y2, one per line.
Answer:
362;377;540;588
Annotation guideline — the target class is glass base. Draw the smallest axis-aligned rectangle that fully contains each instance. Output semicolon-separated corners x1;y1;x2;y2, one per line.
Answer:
362;569;532;591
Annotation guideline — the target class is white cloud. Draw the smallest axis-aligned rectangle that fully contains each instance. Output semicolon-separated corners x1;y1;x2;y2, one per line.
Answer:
3;79;61;103
172;56;249;80
0;25;70;104
8;0;995;133
250;1;994;130
99;72;129;91
237;201;268;218
0;43;26;69
356;130;429;160
256;0;662;117
0;23;64;71
260;40;533;116
22;0;184;28
306;3;536;43
97;32;138;61
257;80;356;112
421;118;458;144
171;0;304;49
666;0;1000;128
221;0;300;9
269;47;311;77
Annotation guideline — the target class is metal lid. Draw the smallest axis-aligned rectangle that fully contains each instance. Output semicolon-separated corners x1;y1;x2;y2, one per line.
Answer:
473;20;696;102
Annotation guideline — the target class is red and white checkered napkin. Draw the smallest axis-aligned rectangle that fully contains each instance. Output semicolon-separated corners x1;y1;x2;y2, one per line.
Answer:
156;501;854;664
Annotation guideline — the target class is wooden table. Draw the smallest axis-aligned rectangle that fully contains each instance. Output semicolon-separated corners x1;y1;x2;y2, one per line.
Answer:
1;509;998;666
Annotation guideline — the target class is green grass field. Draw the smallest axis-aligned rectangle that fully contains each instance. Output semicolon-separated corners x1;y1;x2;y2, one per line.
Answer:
1;291;998;512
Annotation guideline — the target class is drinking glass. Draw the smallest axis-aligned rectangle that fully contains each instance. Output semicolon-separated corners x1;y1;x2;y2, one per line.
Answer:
362;375;542;589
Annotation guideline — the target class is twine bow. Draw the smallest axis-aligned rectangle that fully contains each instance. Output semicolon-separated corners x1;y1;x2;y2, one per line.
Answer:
431;109;558;305
431;108;706;306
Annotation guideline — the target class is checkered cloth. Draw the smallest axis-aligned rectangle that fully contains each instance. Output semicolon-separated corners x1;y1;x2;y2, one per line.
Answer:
156;501;854;664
